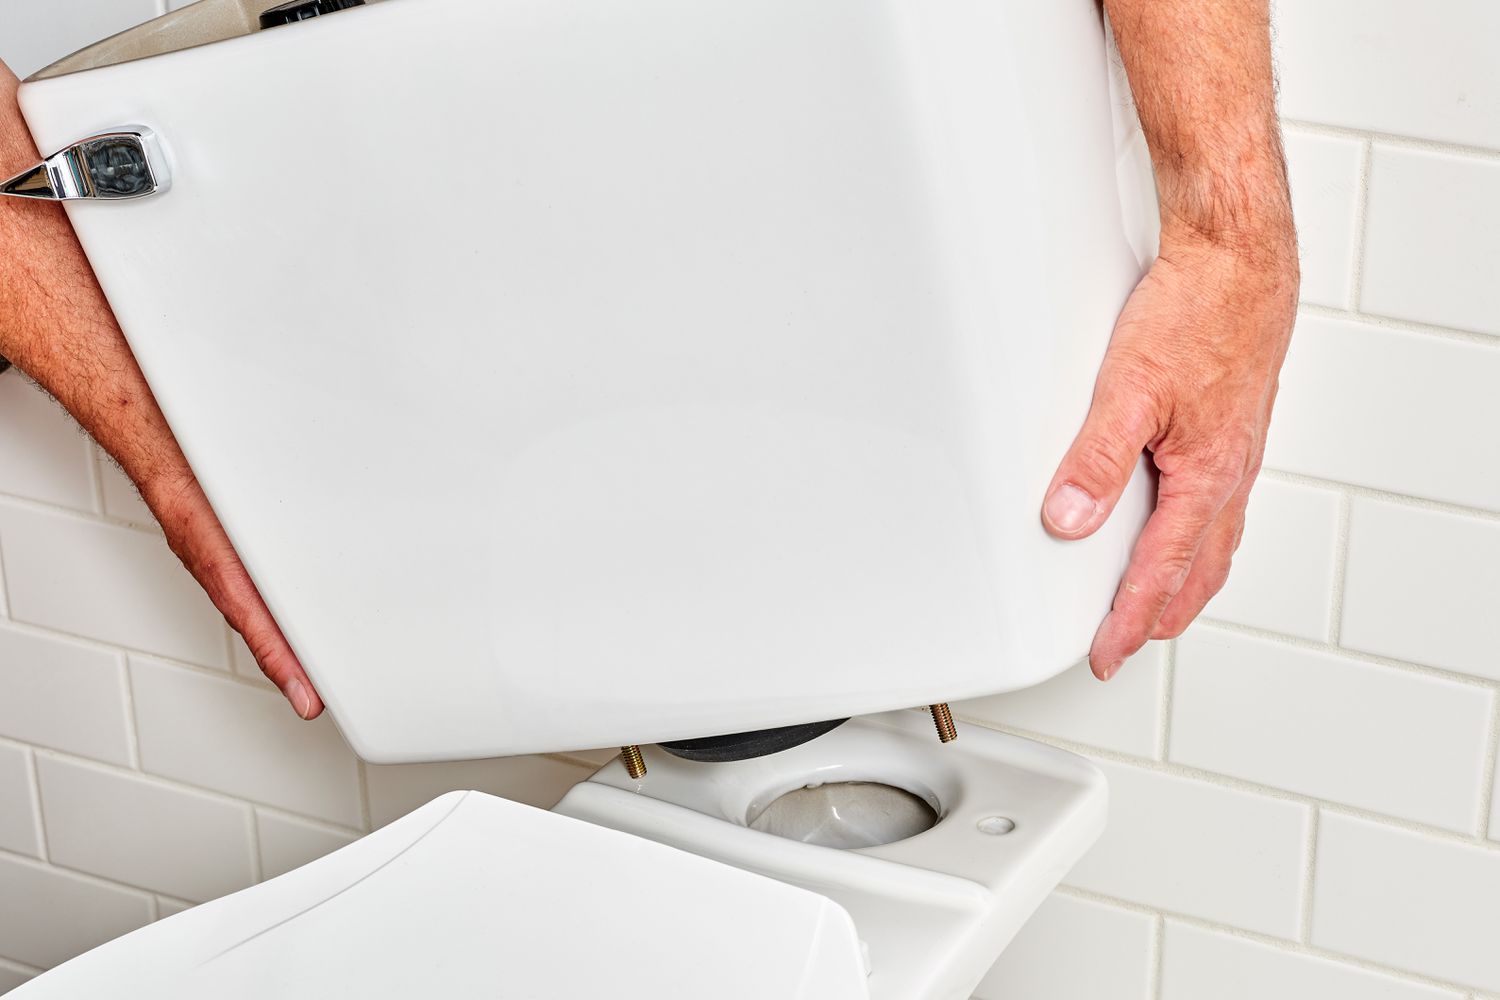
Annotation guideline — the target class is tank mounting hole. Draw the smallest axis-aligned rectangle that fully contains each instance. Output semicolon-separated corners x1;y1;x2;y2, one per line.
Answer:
977;815;1016;836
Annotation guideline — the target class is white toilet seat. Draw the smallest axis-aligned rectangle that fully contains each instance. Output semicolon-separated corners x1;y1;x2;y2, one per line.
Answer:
10;791;869;999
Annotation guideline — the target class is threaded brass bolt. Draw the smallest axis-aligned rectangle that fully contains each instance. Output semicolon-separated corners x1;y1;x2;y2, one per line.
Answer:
620;745;647;779
929;703;958;743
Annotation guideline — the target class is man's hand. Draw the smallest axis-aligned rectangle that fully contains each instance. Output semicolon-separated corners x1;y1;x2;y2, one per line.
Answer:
0;63;323;718
1043;0;1300;679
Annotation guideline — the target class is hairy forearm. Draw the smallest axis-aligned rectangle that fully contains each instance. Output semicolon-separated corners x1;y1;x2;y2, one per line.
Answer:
0;66;190;504
1104;0;1294;256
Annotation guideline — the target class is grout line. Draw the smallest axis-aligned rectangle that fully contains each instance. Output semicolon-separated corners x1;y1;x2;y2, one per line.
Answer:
355;760;374;832
84;447;107;518
1346;139;1375;312
6;740;364;837
1280;118;1500;163
1055;883;1480;997
1147;912;1166;1000
1296;301;1500;347
145;894;160;922
1154;640;1177;762
0;489;167;538
1326;492;1354;645
1192;616;1500;691
1298;805;1321;943
956;714;1500;853
246;806;264;884
24;748;47;863
1258;466;1500;524
1474;689;1500;841
0;618;269;693
255;803;365;839
0;844;156;903
0;955;43;978
120;653;142;770
0;528;11;619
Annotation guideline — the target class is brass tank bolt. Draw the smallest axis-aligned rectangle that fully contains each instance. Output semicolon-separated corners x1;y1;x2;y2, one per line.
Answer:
620;745;647;779
929;703;958;743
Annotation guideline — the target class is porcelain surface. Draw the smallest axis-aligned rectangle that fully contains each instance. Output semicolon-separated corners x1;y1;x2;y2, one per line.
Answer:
555;711;1109;1000
7;791;870;999
19;0;1155;760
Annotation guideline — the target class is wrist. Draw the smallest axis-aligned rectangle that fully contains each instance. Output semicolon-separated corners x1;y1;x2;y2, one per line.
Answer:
1154;152;1296;266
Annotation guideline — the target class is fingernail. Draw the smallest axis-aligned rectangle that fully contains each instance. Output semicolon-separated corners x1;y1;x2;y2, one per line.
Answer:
285;679;313;719
1045;484;1097;534
1101;658;1124;681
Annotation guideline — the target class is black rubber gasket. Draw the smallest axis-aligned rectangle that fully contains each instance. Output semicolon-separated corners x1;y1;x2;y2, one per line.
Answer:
658;718;849;763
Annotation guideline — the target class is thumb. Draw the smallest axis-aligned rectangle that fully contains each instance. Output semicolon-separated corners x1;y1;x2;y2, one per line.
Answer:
1043;381;1157;540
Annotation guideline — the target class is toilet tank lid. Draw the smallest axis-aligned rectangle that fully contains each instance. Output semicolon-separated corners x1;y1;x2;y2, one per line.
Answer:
10;791;871;1000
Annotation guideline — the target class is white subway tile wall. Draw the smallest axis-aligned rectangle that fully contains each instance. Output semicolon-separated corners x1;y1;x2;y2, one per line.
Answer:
1;2;1498;998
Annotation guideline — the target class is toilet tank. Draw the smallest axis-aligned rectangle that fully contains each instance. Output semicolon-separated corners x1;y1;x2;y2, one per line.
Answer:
18;0;1157;762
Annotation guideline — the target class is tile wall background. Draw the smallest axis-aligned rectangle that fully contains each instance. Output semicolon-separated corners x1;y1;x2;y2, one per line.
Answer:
0;1;1497;996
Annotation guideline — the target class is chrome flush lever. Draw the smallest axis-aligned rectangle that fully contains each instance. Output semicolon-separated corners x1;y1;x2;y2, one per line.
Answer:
0;126;168;201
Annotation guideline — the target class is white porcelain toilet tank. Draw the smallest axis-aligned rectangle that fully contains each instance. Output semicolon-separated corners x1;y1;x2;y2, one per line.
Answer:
10;0;1158;995
18;0;1155;762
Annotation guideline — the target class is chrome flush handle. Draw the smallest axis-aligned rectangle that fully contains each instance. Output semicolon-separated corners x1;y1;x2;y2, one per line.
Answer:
0;126;168;202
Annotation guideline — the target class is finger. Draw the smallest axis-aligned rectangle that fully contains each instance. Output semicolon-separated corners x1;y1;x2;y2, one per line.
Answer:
220;565;325;721
154;478;324;719
1089;474;1236;678
1153;478;1254;639
1043;377;1160;540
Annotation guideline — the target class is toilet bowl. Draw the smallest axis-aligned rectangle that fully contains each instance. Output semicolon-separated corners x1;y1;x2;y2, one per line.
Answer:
12;716;1104;1000
556;711;1108;1000
9;0;1155;993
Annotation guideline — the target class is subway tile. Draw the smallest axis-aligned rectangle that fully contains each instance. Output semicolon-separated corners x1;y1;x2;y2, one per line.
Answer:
0;624;132;765
95;452;156;529
0;501;229;669
227;629;275;685
1361;148;1500;336
1275;0;1500;150
0;964;33;994
0;0;159;78
1492;764;1500;843
0;854;151;968
1171;627;1490;832
130;657;362;827
1282;130;1362;308
1202;478;1341;640
973;892;1154;1000
1161;920;1460;1000
36;755;254;903
1266;315;1500;511
1340;499;1500;680
0;745;39;858
958;644;1165;758
155;896;193;919
1064;760;1309;938
255;810;359;881
1313;813;1500;992
0;375;94;512
365;754;596;827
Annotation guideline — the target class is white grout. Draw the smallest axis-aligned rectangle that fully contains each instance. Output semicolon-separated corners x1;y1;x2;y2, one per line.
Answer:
1475;691;1500;841
1297;806;1321;943
1325;491;1354;645
1055;883;1476;997
1154;639;1177;762
1281;118;1500;164
1345;138;1375;312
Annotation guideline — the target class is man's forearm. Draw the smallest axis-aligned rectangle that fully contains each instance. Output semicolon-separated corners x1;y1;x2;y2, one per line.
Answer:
0;63;323;718
1104;0;1294;256
0;66;190;504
